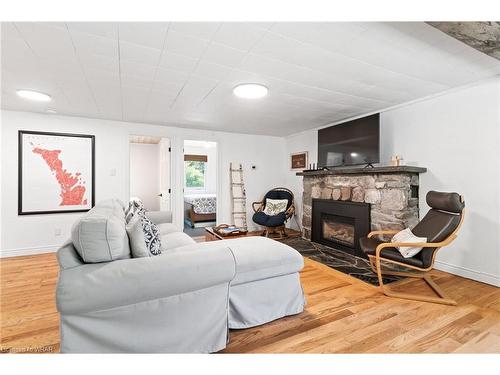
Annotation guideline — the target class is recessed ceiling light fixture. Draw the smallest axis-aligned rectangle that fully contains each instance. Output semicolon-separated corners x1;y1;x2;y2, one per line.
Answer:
16;89;52;102
233;83;268;99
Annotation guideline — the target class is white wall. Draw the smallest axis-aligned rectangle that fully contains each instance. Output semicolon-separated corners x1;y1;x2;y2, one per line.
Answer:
129;143;160;211
0;110;287;257
284;130;318;231
381;78;500;286
183;141;217;194
282;77;500;286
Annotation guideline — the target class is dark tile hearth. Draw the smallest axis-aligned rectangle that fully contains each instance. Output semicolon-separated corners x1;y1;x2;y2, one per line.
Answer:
281;237;403;286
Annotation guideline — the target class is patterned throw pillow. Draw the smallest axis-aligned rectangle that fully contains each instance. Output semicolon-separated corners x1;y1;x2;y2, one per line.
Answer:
263;198;288;216
125;199;162;257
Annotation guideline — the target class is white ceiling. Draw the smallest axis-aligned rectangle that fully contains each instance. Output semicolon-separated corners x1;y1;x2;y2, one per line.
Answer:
2;22;500;136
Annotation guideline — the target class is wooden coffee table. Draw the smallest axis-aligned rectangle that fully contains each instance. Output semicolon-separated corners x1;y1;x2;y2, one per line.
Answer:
205;226;302;242
204;227;249;241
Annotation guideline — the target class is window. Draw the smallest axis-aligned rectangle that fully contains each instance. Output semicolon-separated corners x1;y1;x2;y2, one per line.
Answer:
184;154;207;190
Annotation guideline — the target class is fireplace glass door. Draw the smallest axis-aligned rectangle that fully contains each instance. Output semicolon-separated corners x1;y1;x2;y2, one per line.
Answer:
321;214;356;248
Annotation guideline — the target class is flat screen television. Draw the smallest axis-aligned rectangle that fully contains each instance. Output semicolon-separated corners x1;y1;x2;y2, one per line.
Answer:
318;113;380;168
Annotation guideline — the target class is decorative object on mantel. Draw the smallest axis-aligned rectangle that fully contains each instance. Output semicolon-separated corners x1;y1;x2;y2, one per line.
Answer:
290;151;308;170
18;130;95;215
390;155;403;166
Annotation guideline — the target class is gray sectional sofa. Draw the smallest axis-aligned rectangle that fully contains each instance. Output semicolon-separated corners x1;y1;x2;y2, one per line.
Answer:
56;199;305;353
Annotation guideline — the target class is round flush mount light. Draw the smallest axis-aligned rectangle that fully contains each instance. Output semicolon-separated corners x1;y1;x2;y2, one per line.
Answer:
16;89;52;102
233;83;268;99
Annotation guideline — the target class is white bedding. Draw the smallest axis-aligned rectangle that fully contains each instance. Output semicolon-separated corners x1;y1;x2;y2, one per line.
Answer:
184;194;217;214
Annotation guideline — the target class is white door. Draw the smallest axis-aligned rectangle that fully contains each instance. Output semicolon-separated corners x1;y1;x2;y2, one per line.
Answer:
158;138;171;211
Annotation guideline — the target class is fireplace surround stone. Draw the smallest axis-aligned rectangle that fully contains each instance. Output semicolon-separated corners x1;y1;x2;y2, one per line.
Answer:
297;166;427;241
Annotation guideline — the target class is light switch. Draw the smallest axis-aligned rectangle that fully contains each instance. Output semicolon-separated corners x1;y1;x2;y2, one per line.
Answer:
109;168;117;176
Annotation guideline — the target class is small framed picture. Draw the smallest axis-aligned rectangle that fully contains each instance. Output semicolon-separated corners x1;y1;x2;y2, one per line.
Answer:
18;130;95;215
291;151;308;170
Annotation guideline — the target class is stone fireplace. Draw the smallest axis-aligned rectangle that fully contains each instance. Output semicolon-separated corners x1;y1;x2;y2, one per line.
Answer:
298;166;427;255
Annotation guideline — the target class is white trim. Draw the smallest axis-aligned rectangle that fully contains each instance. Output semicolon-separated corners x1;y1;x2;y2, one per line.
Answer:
434;260;500;287
0;245;58;258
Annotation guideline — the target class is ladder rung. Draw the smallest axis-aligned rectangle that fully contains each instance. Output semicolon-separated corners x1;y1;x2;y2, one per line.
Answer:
232;211;246;214
230;169;243;172
231;183;244;186
233;197;246;199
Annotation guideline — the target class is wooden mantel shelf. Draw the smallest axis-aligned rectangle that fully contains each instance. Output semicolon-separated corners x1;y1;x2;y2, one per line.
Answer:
296;165;427;176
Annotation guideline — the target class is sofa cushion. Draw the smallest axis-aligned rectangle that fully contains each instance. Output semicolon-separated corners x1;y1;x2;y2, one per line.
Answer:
169;237;304;285
157;223;179;235
71;199;131;263
161;232;196;251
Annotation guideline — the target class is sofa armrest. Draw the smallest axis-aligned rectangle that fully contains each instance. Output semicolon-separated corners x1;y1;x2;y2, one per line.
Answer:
147;210;172;224
56;246;235;314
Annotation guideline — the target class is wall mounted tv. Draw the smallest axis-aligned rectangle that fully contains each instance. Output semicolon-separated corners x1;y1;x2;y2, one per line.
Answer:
318;113;380;168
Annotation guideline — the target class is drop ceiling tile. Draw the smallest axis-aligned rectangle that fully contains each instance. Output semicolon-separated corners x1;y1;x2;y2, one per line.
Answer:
155;66;189;85
119;41;161;66
212;23;268;51
67;22;118;39
14;22;77;63
70;30;118;59
164;30;210;60
119;22;169;50
121;74;153;90
170;22;220;40
193;61;232;80
120;60;157;81
203;43;246;67
159;51;198;73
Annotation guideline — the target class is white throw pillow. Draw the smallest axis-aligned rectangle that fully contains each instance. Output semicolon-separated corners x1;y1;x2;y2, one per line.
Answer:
263;198;288;216
391;228;427;258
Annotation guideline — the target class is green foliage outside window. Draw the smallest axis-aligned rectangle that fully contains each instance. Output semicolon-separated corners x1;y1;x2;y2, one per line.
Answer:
185;161;205;188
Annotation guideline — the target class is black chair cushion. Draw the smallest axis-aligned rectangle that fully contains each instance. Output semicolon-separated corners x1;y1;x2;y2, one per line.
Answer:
412;208;462;268
359;236;425;268
264;190;293;210
252;211;287;227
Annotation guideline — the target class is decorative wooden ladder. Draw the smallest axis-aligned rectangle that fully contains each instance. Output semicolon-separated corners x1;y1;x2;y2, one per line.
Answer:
229;163;248;230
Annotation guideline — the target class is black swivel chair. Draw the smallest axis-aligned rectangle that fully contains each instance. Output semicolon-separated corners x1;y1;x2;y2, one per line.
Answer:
252;187;296;239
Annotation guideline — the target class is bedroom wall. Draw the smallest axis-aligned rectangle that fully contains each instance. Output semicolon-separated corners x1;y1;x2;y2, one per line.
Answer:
129;143;160;211
0;110;287;257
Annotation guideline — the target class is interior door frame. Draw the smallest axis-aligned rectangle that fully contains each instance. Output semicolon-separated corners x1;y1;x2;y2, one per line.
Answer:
128;134;171;213
181;138;221;229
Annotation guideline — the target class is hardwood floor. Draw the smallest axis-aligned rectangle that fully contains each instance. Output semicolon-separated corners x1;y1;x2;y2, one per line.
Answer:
1;252;499;353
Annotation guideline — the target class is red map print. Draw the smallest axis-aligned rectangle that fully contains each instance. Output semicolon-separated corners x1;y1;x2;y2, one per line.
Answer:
32;147;87;206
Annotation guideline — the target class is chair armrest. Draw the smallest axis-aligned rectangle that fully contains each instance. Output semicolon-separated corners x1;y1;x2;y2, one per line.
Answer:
252;201;264;213
367;230;399;238
146;210;172;224
56;246;235;314
375;235;458;257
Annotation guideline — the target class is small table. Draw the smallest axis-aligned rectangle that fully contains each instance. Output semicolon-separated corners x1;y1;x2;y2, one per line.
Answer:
204;227;249;241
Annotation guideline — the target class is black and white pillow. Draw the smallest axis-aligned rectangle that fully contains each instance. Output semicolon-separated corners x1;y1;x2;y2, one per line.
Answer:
139;213;162;256
125;200;162;257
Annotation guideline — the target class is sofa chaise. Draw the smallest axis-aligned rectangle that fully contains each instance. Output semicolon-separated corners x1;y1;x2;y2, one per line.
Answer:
56;199;305;353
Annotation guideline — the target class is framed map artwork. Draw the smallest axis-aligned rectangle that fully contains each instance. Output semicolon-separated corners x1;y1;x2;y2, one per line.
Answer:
18;130;95;215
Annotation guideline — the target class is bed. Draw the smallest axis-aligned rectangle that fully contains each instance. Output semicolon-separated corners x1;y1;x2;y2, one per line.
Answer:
184;193;217;227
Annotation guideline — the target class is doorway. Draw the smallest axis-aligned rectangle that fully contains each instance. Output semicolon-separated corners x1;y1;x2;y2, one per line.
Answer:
129;135;171;212
183;140;217;238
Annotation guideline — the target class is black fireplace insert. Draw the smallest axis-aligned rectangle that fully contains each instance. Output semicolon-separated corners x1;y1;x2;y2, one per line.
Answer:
311;199;370;258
